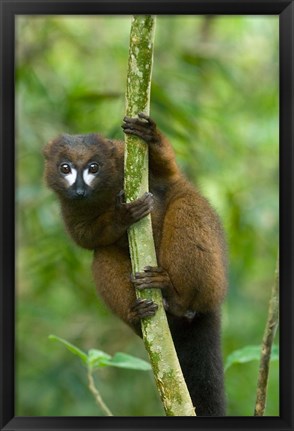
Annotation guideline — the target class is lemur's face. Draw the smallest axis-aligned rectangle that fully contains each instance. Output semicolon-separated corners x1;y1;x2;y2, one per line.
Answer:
43;133;118;201
55;155;100;200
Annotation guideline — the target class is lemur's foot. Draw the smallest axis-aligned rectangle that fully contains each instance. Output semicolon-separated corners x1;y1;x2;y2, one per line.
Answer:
128;298;158;324
131;266;172;290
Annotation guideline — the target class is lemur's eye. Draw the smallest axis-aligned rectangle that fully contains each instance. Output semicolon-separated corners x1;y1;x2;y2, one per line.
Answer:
60;163;71;175
88;162;99;174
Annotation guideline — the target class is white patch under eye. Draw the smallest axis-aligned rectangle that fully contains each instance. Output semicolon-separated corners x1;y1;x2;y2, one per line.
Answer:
64;168;77;187
83;169;96;187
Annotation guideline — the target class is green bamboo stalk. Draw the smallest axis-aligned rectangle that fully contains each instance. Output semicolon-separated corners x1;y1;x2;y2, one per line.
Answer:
123;15;196;416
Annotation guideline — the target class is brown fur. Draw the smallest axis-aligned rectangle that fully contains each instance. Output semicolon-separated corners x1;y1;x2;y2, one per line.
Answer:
43;115;227;415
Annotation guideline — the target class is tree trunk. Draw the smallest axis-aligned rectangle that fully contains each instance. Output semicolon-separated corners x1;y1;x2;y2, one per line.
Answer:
123;15;196;416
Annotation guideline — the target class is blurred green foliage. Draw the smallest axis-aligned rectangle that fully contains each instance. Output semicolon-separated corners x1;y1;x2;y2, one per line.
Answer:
15;15;279;416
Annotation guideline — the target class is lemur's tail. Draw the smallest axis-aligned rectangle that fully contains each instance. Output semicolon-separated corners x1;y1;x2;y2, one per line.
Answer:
168;310;226;416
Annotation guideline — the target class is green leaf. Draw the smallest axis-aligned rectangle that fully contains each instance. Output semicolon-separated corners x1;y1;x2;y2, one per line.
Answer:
48;334;88;364
101;352;152;371
87;349;112;369
225;344;279;372
49;335;151;372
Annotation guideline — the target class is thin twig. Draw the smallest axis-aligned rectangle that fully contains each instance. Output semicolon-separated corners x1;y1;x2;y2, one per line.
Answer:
254;251;279;416
87;367;113;416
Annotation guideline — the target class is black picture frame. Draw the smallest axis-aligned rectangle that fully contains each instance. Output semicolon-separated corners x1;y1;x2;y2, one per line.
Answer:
1;0;293;430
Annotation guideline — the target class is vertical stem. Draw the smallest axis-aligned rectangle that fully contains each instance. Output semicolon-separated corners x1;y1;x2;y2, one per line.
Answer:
124;16;195;416
87;367;113;416
254;251;279;416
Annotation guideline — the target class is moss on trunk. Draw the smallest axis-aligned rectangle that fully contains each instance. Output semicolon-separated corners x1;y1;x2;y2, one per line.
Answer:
123;15;196;416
